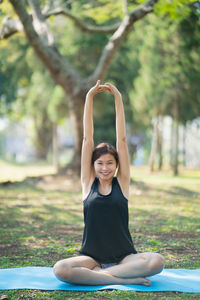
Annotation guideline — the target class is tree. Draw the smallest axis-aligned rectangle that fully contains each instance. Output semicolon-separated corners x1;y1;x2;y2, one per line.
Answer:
0;0;161;173
130;2;200;174
0;0;197;173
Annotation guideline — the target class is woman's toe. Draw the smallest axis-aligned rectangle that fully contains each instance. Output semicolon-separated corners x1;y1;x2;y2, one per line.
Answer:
143;278;151;286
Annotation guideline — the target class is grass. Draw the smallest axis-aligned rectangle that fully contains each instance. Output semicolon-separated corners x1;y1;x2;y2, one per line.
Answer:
0;159;56;182
0;162;200;299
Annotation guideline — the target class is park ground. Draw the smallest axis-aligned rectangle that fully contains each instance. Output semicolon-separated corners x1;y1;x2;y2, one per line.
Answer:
0;160;199;299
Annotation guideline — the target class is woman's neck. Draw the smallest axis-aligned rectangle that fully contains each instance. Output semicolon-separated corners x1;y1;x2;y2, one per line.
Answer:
98;177;113;195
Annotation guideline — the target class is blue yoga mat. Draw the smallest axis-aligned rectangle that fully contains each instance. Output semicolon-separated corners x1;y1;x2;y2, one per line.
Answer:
0;267;199;293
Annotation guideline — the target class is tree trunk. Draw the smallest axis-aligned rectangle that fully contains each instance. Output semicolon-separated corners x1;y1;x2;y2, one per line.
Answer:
52;122;59;172
149;117;159;172
58;94;85;175
182;123;186;167
128;143;137;166
173;119;179;176
34;112;53;160
158;116;163;170
172;101;179;176
69;97;84;174
6;0;159;175
170;118;174;168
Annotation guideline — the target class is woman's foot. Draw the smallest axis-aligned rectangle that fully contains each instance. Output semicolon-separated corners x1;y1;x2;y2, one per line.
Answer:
128;277;151;286
96;268;151;286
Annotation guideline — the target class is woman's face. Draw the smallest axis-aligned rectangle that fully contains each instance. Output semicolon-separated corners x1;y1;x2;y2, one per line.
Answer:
94;153;117;181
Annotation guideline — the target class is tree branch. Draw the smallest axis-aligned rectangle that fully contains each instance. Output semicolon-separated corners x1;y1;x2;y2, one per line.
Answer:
43;6;121;34
28;0;54;45
2;0;159;93
0;16;23;38
129;0;158;20
8;0;79;94
0;2;121;38
88;0;159;83
122;0;128;16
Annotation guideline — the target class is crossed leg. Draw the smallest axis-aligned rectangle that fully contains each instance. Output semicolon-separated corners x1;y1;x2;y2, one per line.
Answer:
53;252;165;286
98;252;165;278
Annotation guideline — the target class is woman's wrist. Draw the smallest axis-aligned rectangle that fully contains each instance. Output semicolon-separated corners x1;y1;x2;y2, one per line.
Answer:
114;93;122;102
86;91;94;100
115;92;122;98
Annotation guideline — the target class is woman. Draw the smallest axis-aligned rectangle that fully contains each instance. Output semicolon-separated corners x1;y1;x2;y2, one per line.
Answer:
53;80;165;286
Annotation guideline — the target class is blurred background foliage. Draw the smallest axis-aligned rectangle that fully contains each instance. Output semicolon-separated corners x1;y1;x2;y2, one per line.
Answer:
0;0;199;175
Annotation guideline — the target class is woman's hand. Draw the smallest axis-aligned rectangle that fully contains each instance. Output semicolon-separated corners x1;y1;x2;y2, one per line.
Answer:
87;80;106;97
86;80;121;98
103;82;121;98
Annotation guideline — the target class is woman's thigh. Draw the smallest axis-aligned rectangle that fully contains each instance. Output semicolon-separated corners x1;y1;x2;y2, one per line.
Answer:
103;252;165;278
119;252;159;264
54;255;100;270
122;252;164;262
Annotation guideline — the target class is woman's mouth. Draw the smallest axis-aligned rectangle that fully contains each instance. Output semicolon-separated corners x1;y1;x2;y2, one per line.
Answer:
101;172;110;176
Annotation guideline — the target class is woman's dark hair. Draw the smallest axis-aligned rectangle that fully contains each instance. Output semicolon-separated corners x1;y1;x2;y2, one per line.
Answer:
92;143;119;165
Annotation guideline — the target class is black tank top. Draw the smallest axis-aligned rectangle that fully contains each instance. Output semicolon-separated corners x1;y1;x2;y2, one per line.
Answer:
80;177;137;263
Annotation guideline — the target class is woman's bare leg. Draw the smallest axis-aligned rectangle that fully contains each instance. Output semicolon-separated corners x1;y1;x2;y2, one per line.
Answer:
99;253;165;279
53;255;151;286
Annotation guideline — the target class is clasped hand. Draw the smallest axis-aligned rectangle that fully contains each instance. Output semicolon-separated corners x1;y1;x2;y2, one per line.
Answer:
87;80;121;98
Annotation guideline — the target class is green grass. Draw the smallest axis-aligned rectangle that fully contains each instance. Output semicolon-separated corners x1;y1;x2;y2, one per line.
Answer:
0;159;56;182
0;163;200;299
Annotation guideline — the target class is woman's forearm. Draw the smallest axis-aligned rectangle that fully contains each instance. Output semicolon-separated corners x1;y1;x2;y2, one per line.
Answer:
102;82;127;143
83;80;104;142
83;94;94;142
115;94;127;143
114;89;130;181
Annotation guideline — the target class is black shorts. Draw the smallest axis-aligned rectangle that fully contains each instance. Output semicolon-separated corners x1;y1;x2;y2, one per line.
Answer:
100;262;118;269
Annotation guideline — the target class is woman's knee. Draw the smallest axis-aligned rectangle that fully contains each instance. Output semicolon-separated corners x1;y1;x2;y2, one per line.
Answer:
53;260;72;282
149;253;165;273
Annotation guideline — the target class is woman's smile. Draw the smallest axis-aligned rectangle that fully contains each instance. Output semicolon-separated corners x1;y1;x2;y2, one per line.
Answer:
101;172;111;176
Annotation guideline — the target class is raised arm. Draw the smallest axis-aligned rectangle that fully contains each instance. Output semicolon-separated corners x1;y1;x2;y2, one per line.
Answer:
81;80;104;198
104;83;130;198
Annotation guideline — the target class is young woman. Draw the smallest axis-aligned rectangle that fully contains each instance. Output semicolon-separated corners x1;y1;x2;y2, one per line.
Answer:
53;80;165;286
